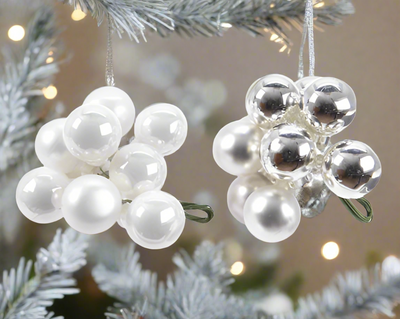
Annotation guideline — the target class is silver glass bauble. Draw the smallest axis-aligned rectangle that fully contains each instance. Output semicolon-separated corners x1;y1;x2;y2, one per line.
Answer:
213;117;263;176
227;173;272;224
302;77;356;136
245;74;299;127
295;174;332;218
323;140;382;199
243;186;301;243
260;124;316;181
295;76;319;91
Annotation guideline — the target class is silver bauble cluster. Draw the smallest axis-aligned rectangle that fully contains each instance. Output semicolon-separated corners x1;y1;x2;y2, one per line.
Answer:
213;74;382;243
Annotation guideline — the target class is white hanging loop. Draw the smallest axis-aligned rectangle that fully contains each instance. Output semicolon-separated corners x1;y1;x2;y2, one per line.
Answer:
106;14;115;87
298;0;315;79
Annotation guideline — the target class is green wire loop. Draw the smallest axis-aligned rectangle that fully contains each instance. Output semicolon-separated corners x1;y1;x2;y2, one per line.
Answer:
339;197;373;223
180;201;214;224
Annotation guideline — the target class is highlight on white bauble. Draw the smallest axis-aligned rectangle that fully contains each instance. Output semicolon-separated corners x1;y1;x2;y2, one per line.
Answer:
227;173;272;224
125;190;185;250
84;86;136;136
243;186;301;243
134;103;188;156
213;117;262;176
109;142;167;200
63;104;122;166
16;167;69;224
35;118;82;174
62;175;122;234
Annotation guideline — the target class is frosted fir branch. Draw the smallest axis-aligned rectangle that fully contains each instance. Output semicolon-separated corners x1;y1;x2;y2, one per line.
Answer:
0;5;62;173
0;228;88;319
60;0;354;44
279;257;400;319
94;242;255;319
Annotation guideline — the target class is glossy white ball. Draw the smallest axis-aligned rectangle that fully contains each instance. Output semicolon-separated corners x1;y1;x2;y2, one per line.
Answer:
35;118;83;174
63;104;122;166
84;86;135;136
227;173;271;224
244;186;301;243
109;142;167;200
134;103;188;156
16;167;69;224
62;175;122;234
213;117;263;176
125;190;185;250
323;140;382;199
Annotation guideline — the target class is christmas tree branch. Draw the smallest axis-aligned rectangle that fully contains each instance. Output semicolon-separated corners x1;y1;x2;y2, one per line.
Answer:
60;0;354;45
0;5;63;173
0;228;88;319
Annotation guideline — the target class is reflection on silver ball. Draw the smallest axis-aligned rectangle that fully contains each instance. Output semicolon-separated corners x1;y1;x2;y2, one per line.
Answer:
260;124;315;181
302;77;356;136
213;117;263;176
295;175;332;218
246;74;299;127
227;173;272;224
323;140;382;199
244;186;301;243
295;76;319;91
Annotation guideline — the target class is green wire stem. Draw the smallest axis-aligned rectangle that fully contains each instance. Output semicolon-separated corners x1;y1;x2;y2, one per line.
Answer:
180;202;214;223
121;200;214;224
339;197;373;223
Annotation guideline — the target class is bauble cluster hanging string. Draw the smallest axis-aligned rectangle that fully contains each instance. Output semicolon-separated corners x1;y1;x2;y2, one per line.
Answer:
16;16;213;250
213;0;381;243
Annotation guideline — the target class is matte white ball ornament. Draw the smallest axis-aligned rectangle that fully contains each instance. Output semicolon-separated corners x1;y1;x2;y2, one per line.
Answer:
243;186;301;243
63;104;122;166
227;173;271;224
125;190;186;250
134;103;188;156
84;86;136;136
35;118;82;174
62;175;122;234
213;117;263;176
109;142;167;200
16;167;69;224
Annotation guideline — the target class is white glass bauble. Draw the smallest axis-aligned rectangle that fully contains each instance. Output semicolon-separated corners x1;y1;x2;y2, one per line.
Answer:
323;140;382;199
83;86;135;136
66;161;96;179
213;117;263;176
16;167;69;224
295;76;319;91
243;186;301;243
63;104;122;166
117;203;130;228
260;124;315;181
35;118;83;174
62;175;122;234
125;190;185;250
109;142;167;200
245;74;299;127
302;77;356;136
255;293;293;315
134;103;187;156
227;173;272;224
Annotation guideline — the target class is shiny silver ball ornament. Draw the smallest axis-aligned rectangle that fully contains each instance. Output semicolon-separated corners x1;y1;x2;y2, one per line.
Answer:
295;175;332;218
323;140;382;199
302;77;356;136
227;173;272;224
260;124;316;181
295;76;319;91
243;186;301;243
246;74;299;127
213;117;263;176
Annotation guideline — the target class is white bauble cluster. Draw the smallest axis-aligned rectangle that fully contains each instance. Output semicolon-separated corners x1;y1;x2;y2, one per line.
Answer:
16;87;188;249
213;74;382;243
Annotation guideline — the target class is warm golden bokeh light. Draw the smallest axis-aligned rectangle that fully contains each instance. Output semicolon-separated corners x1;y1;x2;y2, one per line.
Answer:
8;25;25;41
230;261;245;276
71;8;86;21
42;85;58;100
322;241;340;260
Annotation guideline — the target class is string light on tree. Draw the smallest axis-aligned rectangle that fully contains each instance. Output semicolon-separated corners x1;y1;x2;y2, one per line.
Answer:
322;242;340;260
8;25;25;41
230;261;245;276
42;85;58;99
71;6;86;21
